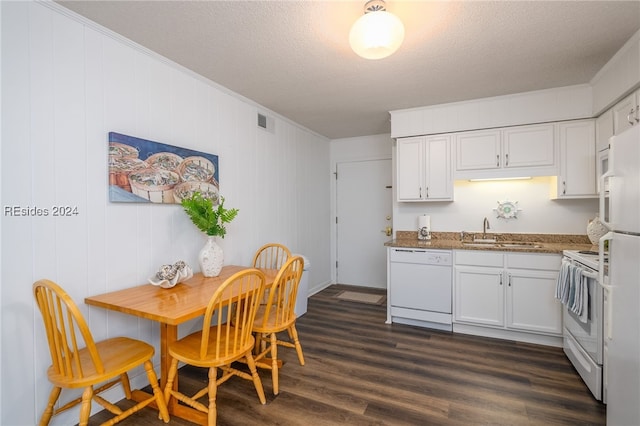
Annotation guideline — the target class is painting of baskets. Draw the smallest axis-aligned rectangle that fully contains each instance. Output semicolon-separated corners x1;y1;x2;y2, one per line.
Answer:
173;181;219;204
128;169;180;203
109;142;139;159
178;156;215;183
108;132;219;204
147;152;183;172
109;157;148;192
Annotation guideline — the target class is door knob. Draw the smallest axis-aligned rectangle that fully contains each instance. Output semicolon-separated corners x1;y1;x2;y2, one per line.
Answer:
381;226;392;237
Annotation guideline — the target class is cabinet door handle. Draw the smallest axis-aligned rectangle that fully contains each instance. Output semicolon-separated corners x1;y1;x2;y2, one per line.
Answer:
562;180;566;195
508;274;512;287
426;186;429;198
419;187;422;198
496;154;500;167
499;275;503;286
636;104;639;123
629;108;636;125
505;153;509;166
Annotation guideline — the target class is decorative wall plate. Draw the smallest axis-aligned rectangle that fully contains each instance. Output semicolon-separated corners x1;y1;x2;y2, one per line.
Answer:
494;200;521;219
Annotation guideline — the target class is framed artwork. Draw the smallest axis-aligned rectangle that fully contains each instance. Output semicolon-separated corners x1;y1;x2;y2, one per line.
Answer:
108;132;219;204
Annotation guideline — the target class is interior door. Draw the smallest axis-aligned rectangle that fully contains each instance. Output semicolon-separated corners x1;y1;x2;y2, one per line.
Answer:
336;159;392;288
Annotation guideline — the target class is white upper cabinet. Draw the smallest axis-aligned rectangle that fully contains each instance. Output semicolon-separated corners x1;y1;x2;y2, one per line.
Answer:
552;119;597;199
454;129;501;171
502;124;555;168
396;135;452;202
396;137;422;200
454;123;556;179
612;89;640;135
596;109;614;152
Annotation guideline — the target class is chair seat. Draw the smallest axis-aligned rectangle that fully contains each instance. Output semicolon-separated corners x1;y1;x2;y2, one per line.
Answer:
252;305;295;334
169;326;256;368
46;337;155;388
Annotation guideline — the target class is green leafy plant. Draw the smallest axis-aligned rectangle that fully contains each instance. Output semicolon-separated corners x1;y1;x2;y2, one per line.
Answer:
181;192;239;238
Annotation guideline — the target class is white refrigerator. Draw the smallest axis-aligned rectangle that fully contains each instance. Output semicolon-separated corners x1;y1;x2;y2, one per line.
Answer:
600;124;640;425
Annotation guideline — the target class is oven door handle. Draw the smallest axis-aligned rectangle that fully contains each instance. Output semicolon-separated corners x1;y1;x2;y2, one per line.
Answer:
581;269;598;279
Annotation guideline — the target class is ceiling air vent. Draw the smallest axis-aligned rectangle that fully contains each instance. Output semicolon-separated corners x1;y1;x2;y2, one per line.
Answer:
257;112;275;133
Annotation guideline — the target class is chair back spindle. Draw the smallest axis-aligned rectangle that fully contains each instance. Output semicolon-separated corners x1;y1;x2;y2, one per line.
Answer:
258;256;303;331
200;270;265;361
34;280;104;379
252;243;291;270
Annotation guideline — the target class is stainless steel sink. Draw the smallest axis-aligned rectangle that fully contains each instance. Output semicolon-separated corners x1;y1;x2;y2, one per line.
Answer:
462;242;499;247
499;242;543;248
462;241;543;249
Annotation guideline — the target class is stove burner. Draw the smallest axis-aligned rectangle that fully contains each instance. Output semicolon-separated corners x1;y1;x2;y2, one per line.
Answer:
578;250;599;255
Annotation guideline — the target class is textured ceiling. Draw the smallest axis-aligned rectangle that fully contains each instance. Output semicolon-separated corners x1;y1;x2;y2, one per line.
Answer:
57;1;640;139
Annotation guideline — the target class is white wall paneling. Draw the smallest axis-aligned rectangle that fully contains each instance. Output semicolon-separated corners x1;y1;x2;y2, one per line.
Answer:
1;2;330;425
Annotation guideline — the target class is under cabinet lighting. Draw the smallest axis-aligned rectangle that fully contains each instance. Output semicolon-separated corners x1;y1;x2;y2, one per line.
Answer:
468;177;532;182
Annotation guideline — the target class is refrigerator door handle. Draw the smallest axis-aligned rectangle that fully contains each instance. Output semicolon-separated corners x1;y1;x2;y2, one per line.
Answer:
599;171;614;230
599;232;615;340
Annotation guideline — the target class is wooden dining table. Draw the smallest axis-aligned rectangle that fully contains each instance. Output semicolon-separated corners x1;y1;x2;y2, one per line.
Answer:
85;265;277;424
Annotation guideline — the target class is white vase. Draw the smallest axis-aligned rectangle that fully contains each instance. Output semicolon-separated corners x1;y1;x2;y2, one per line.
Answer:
587;215;608;245
199;236;223;277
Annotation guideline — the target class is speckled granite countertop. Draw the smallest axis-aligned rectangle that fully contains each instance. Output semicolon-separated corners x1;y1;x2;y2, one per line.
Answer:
385;231;596;254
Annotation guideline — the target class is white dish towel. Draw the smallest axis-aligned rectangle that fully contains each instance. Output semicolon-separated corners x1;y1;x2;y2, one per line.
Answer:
555;259;589;323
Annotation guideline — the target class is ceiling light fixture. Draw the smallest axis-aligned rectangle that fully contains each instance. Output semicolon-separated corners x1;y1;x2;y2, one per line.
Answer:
349;0;405;60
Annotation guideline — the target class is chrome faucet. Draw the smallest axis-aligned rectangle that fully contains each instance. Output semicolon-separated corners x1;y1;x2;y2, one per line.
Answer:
483;217;490;239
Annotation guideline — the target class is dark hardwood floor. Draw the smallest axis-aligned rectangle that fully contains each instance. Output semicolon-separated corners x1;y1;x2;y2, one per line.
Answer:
89;284;606;425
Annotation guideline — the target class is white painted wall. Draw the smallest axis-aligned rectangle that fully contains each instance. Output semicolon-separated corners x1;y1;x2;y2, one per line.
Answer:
0;2;330;425
393;177;598;236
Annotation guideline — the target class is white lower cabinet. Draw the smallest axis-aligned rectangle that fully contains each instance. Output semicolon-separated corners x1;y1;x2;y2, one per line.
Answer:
454;250;562;343
506;268;563;334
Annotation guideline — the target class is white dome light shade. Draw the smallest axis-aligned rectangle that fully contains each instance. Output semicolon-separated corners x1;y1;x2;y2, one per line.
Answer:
349;10;405;60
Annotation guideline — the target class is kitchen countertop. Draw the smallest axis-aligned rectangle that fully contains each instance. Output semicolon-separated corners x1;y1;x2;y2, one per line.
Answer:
385;231;595;254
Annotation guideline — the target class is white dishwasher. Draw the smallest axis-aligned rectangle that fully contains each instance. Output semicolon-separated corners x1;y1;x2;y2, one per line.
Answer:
388;248;453;331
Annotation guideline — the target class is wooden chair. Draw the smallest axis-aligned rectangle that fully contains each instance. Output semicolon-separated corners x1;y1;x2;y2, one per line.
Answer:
252;255;305;395
252;243;291;270
252;243;291;307
163;269;267;426
33;279;169;426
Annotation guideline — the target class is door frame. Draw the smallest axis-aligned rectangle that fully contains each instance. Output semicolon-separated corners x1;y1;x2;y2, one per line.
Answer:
331;156;392;287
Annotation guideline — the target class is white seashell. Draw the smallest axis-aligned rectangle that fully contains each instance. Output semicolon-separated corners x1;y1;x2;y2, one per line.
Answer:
149;261;193;288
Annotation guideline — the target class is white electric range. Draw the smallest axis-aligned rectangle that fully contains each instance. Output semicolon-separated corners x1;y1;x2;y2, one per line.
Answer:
561;249;608;401
563;249;606;270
